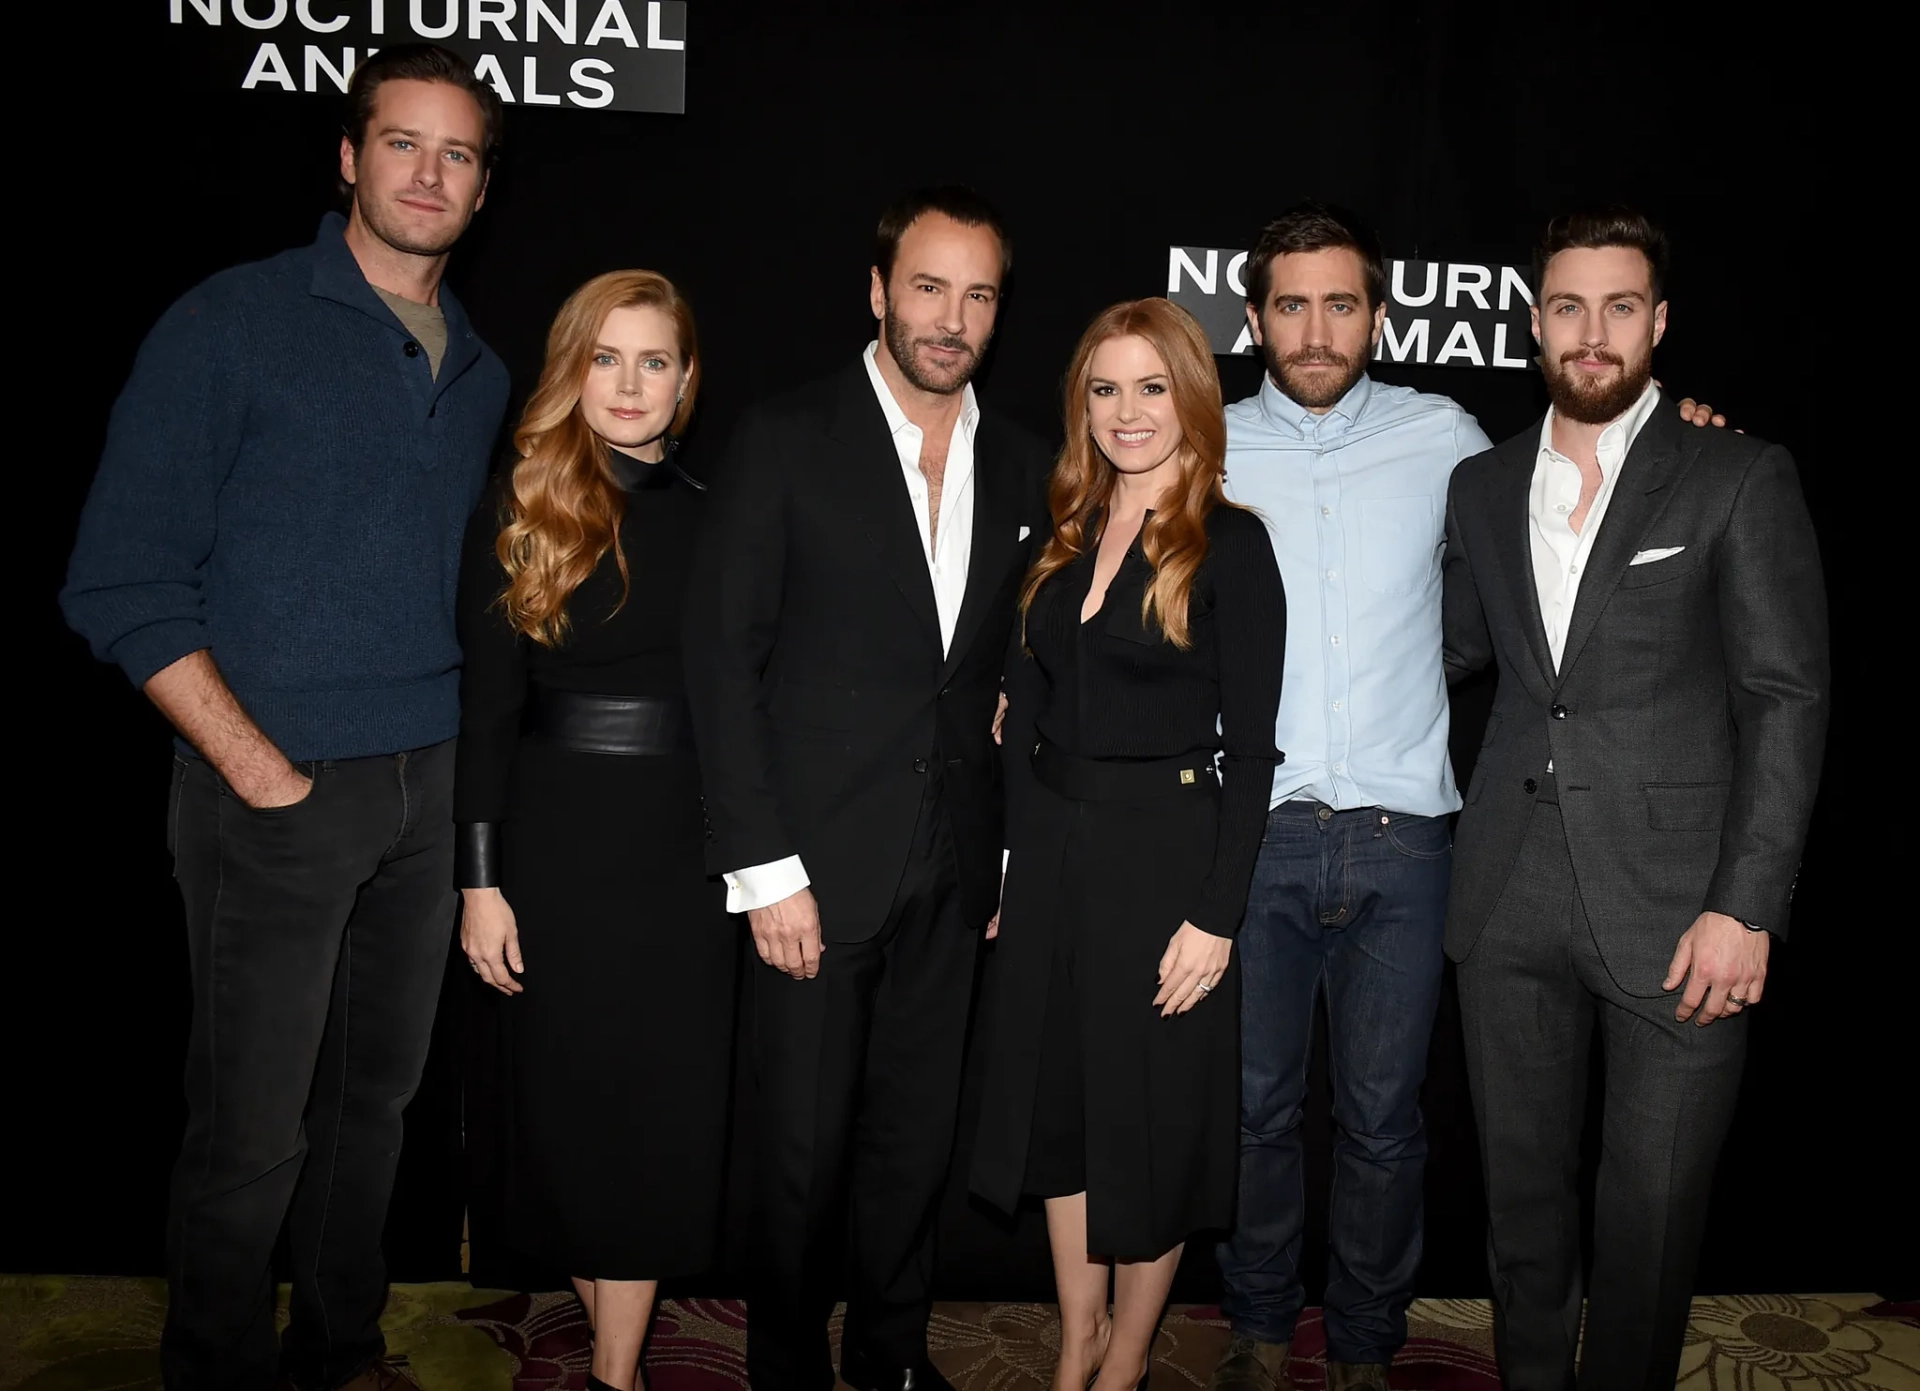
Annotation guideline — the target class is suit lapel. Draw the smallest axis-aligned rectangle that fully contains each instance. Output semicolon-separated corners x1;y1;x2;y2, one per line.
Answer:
940;415;1021;677
827;364;943;649
1554;404;1696;682
1484;425;1558;697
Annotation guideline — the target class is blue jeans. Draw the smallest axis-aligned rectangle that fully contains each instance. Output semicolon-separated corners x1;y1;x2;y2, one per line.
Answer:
1215;802;1451;1364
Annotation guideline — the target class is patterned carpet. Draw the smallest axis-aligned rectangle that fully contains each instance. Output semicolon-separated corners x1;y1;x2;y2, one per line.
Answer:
3;1279;1915;1390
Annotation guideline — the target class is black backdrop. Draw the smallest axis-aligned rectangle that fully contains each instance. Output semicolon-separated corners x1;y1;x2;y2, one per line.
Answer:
15;1;1902;1304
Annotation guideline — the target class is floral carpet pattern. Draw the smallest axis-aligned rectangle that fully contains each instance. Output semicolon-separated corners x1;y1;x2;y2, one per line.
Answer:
2;1279;1914;1390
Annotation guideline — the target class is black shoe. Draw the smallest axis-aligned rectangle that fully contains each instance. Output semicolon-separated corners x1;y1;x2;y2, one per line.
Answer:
839;1340;955;1391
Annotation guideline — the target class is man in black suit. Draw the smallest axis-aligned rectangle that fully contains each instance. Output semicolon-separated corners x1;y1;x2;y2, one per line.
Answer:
686;187;1051;1391
1441;209;1828;1390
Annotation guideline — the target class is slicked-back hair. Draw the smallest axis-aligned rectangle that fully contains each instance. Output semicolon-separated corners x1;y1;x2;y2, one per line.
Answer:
1244;201;1387;311
1534;207;1670;303
874;186;1013;288
341;44;504;193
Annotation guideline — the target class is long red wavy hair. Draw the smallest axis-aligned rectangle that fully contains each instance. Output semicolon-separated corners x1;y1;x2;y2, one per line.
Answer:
495;271;700;646
1020;298;1231;648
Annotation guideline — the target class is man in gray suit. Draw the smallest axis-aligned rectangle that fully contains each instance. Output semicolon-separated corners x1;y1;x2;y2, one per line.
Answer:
1441;208;1828;1390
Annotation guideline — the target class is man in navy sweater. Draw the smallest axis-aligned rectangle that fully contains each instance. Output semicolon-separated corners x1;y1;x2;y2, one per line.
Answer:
62;46;508;1391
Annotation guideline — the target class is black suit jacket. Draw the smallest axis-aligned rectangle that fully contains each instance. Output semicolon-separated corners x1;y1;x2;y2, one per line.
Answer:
685;358;1053;941
1442;401;1829;993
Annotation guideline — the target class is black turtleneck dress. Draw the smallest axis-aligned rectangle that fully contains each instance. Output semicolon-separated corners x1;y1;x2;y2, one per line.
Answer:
454;449;735;1280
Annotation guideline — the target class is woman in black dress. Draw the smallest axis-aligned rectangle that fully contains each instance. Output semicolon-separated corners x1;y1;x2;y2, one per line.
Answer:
973;299;1286;1391
454;270;735;1391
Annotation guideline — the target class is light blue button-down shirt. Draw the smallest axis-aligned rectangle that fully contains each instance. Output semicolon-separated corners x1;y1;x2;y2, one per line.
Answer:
1223;373;1493;815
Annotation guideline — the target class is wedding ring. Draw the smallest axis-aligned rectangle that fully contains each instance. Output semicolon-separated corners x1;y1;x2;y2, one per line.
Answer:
1196;983;1212;995
1728;995;1748;1007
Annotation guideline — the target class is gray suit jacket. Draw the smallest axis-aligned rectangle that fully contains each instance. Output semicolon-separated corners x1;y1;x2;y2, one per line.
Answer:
1442;402;1829;994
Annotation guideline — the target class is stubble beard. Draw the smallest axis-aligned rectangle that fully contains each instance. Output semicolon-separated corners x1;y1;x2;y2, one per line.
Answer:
884;301;986;396
1262;337;1369;410
354;181;469;259
1542;344;1653;425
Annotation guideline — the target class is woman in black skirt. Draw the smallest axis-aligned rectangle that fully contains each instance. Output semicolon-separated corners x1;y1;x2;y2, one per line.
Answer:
454;270;735;1391
973;299;1286;1391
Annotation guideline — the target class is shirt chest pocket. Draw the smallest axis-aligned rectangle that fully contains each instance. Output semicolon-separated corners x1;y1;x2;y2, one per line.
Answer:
1359;496;1437;596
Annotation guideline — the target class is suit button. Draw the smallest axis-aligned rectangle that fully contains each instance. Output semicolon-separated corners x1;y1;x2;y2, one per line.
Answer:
1550;703;1569;720
403;341;421;357
1524;777;1539;794
913;758;928;774
939;687;952;698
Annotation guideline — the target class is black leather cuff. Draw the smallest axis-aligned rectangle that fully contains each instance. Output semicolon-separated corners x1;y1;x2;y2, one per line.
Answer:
455;822;501;889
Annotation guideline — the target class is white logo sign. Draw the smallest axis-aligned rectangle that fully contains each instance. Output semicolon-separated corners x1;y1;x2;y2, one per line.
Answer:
1167;246;1537;371
166;0;691;114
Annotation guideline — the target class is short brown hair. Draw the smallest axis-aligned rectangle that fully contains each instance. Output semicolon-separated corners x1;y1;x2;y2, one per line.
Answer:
1244;201;1387;311
340;44;505;195
874;186;1013;288
1534;207;1669;303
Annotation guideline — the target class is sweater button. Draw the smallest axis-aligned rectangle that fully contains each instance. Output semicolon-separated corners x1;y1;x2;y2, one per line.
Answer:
403;341;421;357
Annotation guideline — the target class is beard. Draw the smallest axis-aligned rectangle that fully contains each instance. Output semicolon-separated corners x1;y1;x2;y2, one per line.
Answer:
1262;338;1369;410
884;301;987;395
354;183;470;258
1541;343;1653;425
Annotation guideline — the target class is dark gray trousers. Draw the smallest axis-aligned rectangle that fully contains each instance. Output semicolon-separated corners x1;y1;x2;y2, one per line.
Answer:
1455;801;1747;1391
162;742;456;1391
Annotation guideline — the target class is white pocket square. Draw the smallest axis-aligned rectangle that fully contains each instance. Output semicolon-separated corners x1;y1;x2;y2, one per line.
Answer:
1019;525;1032;541
1630;546;1685;566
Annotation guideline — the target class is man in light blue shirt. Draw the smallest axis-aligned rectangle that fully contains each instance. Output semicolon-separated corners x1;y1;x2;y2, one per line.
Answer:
1205;203;1485;1391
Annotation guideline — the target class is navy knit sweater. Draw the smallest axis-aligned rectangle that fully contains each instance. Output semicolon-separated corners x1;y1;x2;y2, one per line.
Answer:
62;214;509;761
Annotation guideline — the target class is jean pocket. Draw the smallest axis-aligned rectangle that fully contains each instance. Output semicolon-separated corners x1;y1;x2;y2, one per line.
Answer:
1384;813;1451;860
222;760;322;817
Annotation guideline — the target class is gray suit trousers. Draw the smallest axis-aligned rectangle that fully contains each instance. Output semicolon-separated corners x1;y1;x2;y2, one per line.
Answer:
1456;800;1747;1391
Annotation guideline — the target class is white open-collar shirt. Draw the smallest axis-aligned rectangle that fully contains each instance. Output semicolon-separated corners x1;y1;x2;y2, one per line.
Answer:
722;343;982;914
1529;380;1661;672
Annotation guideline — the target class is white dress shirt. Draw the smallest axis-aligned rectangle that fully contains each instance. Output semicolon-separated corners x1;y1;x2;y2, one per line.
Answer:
722;343;982;914
1530;381;1661;671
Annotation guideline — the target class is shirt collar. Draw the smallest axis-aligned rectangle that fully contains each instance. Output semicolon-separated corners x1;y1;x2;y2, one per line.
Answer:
306;210;473;340
1255;369;1372;435
863;340;980;438
1539;379;1662;477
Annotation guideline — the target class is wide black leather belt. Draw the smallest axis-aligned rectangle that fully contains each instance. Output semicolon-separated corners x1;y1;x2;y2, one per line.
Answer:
527;689;694;755
1032;740;1218;801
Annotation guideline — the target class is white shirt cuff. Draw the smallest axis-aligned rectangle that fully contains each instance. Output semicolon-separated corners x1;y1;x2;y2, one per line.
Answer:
723;855;810;914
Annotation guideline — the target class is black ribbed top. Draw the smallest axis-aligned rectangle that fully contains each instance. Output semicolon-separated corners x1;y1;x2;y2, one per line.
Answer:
1002;502;1287;936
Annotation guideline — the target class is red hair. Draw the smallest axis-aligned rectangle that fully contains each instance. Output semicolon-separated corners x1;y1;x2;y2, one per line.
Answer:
1020;298;1231;648
496;270;700;646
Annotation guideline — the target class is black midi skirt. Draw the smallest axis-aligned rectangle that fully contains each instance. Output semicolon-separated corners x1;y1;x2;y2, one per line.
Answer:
971;763;1241;1261
493;740;736;1279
